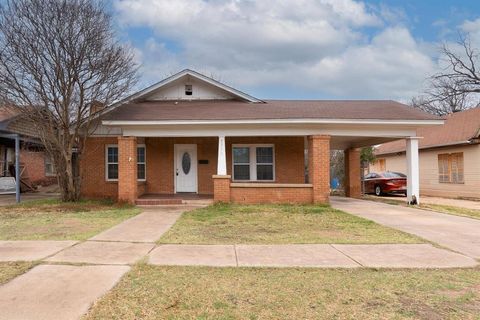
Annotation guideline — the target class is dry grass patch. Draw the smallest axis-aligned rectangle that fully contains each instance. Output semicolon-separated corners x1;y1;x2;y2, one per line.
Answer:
159;203;423;244
84;265;480;320
0;199;140;240
0;261;37;285
364;195;480;220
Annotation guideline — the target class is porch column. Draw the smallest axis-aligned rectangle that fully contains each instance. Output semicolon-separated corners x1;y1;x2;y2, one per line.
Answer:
217;135;227;175
213;135;231;203
406;137;420;204
308;135;330;204
344;148;362;198
118;136;137;204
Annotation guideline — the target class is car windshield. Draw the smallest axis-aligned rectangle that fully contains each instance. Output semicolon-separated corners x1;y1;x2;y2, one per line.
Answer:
382;172;406;178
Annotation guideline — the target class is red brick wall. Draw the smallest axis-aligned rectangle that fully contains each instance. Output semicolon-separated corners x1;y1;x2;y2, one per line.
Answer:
80;136;308;201
19;149;56;185
80;137;118;199
230;186;313;204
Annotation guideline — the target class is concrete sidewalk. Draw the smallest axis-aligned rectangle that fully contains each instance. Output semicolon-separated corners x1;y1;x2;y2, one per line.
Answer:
148;243;477;268
331;196;480;259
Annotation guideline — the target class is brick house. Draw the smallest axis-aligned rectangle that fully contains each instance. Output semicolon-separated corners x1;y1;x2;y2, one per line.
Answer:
371;107;480;199
81;69;442;205
0;108;57;189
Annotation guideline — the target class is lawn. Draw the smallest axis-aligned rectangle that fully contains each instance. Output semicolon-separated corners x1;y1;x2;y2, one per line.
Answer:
0;262;36;285
363;195;480;220
159;203;423;244
84;265;480;320
0;199;140;240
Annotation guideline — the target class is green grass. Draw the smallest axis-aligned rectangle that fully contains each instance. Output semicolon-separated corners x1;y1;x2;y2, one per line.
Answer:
0;199;140;240
159;203;423;244
84;265;480;320
363;195;480;220
0;262;37;285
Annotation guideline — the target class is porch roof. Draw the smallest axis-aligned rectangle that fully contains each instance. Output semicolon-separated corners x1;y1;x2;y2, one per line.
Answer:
102;99;441;123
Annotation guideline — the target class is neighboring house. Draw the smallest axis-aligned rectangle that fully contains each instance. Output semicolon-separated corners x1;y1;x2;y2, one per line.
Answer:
0;107;56;188
81;69;442;204
371;107;480;199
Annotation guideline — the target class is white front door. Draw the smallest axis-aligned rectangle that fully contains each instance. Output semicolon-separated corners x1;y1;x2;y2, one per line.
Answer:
175;144;198;193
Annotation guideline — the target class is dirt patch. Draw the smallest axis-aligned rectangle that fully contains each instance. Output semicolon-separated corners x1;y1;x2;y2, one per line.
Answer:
398;296;443;320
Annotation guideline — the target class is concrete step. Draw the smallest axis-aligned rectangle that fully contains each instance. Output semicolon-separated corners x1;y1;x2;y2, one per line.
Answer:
135;198;183;206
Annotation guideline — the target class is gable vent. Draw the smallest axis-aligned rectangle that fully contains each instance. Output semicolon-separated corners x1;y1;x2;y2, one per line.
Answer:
185;84;193;96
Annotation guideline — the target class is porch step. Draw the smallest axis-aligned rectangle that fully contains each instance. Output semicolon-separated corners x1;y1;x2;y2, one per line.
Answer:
135;198;183;206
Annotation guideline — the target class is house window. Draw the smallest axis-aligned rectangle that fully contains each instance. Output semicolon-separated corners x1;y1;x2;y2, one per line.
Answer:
137;145;146;180
105;145;146;181
232;145;274;181
106;145;119;181
438;152;464;184
185;84;193;96
44;155;56;176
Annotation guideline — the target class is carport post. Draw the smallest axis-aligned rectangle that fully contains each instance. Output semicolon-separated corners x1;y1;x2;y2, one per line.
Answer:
15;134;20;203
406;137;420;204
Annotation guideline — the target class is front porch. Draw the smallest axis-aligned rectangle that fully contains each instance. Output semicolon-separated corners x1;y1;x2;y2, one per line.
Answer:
81;133;420;205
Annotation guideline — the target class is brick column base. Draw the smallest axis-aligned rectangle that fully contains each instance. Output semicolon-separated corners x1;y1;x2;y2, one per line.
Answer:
213;175;231;203
118;136;137;204
308;135;331;204
345;148;361;198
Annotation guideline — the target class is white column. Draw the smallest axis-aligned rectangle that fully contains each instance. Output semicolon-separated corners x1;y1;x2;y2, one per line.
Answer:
406;137;420;204
217;135;227;175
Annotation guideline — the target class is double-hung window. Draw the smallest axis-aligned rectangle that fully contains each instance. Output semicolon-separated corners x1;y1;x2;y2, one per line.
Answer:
137;145;146;181
232;145;274;181
105;144;146;181
438;152;464;184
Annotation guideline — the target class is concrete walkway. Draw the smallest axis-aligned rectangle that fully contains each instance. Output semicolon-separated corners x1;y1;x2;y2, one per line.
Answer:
148;243;477;268
0;205;191;320
331;196;480;259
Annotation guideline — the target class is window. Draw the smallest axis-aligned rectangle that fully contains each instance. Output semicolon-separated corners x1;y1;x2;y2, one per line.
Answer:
438;152;464;184
137;146;146;180
232;145;274;181
185;84;193;96
105;145;146;181
44;155;56;176
106;145;118;181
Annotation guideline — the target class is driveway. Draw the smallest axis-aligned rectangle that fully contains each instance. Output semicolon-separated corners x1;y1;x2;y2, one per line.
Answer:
331;196;480;259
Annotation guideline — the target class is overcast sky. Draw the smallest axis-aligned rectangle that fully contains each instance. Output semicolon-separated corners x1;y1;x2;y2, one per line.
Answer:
110;0;480;101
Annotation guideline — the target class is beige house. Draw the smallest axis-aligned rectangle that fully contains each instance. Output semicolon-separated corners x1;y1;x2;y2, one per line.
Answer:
371;107;480;199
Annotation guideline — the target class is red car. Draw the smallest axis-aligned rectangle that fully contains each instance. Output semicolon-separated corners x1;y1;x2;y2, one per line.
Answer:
363;171;407;196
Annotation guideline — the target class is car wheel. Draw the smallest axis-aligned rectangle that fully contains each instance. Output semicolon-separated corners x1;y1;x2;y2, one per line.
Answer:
375;185;382;196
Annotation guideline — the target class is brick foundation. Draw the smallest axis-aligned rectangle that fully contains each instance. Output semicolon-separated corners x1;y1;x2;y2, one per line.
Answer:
345;148;361;198
213;175;231;203
308;135;331;203
118;136;138;204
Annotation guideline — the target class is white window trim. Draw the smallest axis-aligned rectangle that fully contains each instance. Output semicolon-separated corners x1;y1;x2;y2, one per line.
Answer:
105;144;147;182
232;144;275;182
44;155;56;177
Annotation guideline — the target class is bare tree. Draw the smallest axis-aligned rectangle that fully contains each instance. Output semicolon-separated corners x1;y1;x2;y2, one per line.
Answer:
412;35;480;116
0;0;137;201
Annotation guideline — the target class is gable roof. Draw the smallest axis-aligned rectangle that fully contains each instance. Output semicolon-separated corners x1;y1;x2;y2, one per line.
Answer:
115;69;263;105
375;107;480;155
103;99;442;123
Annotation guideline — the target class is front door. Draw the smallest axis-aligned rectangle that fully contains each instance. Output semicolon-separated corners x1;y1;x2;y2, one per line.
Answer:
174;144;197;193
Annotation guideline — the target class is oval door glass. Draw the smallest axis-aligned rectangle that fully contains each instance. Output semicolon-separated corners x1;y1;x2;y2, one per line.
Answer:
182;152;191;174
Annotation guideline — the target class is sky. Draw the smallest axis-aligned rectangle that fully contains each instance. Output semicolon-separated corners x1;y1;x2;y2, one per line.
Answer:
109;0;480;101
